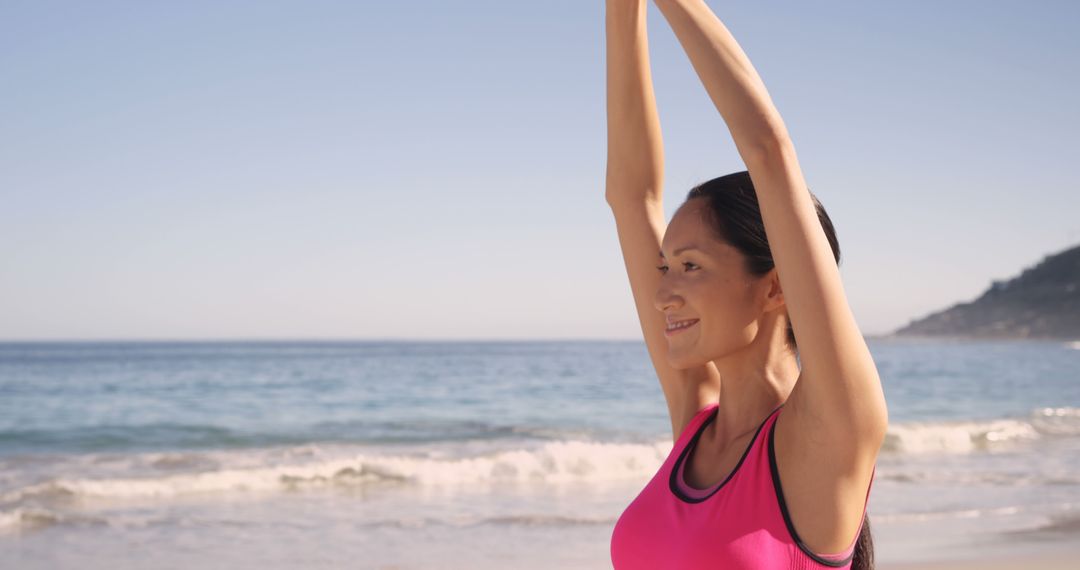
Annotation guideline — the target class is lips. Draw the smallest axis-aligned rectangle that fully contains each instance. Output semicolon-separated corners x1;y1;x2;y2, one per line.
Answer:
665;319;699;336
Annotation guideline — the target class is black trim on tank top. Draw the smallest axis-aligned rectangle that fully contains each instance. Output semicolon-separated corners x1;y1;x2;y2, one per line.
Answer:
767;417;856;567
669;404;783;504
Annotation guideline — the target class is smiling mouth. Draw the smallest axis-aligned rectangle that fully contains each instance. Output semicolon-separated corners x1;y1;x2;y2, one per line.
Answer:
665;319;699;336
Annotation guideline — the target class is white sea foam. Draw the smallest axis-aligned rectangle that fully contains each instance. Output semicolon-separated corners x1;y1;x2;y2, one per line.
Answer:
0;439;671;505
873;504;1026;524
3;406;1078;508
882;406;1080;454
0;506;108;534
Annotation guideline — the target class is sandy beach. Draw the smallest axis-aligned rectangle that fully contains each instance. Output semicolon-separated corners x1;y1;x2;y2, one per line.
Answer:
878;540;1080;570
883;558;1077;570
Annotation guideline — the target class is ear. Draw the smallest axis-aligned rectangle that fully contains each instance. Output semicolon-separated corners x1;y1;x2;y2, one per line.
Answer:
760;267;786;313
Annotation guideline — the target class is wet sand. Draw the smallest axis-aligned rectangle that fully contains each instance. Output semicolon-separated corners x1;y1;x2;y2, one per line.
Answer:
878;541;1080;570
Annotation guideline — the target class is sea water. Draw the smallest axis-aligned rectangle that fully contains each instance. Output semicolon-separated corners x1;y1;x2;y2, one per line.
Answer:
1;338;1078;568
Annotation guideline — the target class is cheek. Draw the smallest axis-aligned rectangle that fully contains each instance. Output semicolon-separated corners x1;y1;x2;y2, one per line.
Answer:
699;279;748;312
695;284;759;331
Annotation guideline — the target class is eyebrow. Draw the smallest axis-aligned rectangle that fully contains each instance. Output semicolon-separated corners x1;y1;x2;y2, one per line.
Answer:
659;245;703;258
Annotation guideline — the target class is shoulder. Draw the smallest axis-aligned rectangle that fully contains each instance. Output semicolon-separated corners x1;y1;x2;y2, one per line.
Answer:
771;403;879;556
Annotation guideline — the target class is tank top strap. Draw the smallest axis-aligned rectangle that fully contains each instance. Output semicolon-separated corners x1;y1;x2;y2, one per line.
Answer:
802;462;876;562
764;404;874;565
675;403;720;448
763;404;784;430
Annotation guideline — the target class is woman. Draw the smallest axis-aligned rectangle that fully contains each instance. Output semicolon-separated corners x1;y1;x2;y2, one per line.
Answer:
605;1;889;569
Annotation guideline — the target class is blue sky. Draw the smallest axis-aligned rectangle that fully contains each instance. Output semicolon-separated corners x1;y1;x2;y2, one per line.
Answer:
2;1;1078;341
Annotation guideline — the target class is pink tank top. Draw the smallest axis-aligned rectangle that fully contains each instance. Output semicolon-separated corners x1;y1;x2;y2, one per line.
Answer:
610;403;875;569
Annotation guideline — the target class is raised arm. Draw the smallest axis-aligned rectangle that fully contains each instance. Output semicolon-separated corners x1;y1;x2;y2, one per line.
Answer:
652;0;888;448
650;0;790;158
605;0;721;443
605;0;664;205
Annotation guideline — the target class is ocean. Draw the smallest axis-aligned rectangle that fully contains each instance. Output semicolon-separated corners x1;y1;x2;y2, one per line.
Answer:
1;338;1078;569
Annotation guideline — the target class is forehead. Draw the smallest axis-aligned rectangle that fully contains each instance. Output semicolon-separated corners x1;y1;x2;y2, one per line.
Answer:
661;203;709;246
660;203;735;258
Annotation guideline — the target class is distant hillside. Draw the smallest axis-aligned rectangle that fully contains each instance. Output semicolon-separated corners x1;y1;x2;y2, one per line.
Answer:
889;243;1080;340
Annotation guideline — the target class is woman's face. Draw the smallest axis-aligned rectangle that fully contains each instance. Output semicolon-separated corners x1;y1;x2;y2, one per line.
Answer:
655;199;771;369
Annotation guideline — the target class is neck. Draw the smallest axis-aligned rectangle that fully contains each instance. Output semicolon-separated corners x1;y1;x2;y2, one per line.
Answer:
709;327;799;445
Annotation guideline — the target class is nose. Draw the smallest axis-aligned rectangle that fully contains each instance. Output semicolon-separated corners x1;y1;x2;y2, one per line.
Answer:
654;280;682;313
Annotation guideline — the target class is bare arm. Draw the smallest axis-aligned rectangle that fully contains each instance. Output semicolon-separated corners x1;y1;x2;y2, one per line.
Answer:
651;0;789;159
605;0;721;442
605;0;664;205
652;0;888;447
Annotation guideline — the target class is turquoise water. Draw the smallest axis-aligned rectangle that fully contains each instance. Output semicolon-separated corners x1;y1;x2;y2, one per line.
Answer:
1;338;1079;568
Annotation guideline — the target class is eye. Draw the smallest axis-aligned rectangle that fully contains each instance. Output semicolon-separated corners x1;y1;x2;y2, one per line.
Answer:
656;262;697;274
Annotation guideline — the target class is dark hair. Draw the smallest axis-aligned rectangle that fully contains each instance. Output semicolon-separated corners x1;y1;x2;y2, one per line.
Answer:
685;170;874;570
684;170;842;352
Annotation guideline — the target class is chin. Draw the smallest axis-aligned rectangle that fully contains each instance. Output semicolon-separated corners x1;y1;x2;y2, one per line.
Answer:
666;348;708;370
